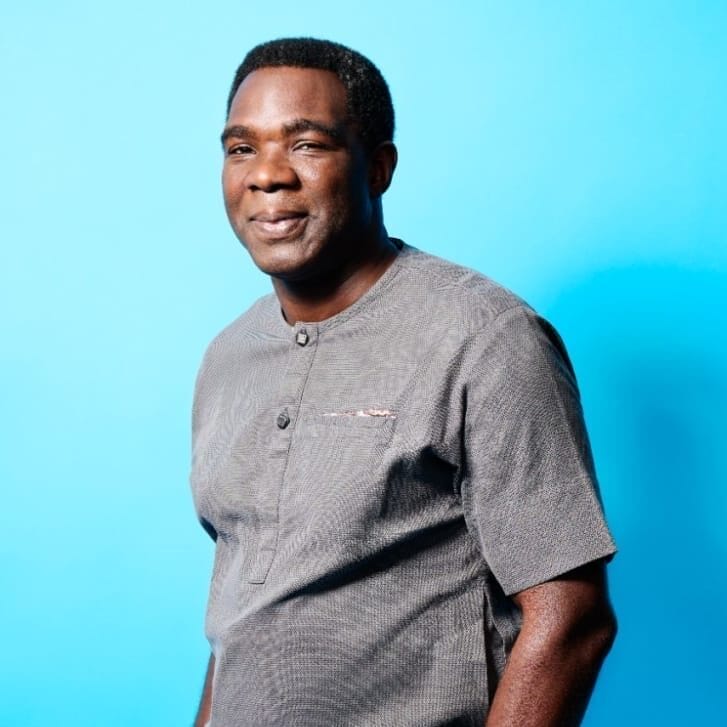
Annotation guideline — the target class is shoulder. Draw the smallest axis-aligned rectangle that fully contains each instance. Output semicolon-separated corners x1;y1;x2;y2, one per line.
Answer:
394;245;574;377
193;292;279;389
394;244;532;335
204;292;278;353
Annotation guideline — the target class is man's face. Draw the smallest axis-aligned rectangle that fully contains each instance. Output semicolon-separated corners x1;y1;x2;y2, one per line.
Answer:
221;66;374;282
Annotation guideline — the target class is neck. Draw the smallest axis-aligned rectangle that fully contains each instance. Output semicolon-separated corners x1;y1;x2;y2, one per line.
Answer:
273;231;399;324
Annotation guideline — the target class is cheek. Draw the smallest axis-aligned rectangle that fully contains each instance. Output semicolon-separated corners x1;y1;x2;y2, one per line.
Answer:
313;172;367;217
221;169;243;208
328;179;371;224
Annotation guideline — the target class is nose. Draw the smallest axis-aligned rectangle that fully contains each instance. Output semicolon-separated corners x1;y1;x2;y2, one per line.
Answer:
246;147;298;192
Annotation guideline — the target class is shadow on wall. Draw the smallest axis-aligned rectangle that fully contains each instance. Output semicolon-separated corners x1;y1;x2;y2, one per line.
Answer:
543;262;727;724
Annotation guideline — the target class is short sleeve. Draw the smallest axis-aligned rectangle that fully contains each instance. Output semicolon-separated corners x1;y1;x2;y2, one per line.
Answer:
460;305;616;596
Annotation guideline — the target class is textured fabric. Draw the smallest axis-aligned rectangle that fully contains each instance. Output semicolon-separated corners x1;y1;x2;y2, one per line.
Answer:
190;243;616;726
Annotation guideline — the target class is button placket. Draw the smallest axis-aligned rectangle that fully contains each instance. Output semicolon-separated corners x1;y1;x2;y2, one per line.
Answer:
247;324;319;584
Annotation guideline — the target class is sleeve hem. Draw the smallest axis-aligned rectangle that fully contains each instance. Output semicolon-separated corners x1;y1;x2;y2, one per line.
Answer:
501;544;617;597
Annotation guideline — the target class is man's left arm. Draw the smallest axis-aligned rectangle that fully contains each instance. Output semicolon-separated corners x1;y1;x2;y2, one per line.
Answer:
485;559;616;727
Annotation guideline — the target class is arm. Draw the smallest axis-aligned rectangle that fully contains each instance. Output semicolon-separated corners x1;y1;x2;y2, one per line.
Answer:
486;560;616;727
193;653;215;727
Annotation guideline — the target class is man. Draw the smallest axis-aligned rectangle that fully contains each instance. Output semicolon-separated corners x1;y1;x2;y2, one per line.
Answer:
190;38;617;727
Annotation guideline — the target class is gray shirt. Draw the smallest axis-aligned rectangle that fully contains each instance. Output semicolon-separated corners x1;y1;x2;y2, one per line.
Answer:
190;243;616;726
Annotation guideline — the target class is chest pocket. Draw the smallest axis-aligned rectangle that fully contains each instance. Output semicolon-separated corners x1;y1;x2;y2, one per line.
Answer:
279;411;397;548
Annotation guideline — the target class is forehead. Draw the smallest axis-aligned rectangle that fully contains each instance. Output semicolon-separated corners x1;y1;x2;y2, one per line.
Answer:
227;66;349;127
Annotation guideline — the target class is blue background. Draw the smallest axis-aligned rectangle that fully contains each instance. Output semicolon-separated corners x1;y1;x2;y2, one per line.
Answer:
2;1;725;724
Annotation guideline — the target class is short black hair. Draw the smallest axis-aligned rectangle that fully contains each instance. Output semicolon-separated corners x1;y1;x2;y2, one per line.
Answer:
226;37;394;152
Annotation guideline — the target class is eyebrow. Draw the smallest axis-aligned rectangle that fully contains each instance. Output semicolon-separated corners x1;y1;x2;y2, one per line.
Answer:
220;125;255;146
282;118;346;143
220;118;346;147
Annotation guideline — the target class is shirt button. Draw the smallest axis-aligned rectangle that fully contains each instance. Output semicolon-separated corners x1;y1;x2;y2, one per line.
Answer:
276;410;290;429
296;328;309;346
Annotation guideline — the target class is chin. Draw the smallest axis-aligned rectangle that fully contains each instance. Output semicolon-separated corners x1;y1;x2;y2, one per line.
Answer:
243;243;317;280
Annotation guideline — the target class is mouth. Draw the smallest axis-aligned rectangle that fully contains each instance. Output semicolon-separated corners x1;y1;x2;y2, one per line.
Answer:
249;211;308;239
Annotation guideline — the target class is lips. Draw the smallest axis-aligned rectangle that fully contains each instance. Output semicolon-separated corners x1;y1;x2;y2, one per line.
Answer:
249;210;307;239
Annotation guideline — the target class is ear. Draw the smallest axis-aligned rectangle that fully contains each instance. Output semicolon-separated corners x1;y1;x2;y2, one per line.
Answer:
367;142;398;197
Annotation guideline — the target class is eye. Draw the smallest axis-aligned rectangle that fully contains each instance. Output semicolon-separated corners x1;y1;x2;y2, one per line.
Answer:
227;144;255;156
293;140;327;152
